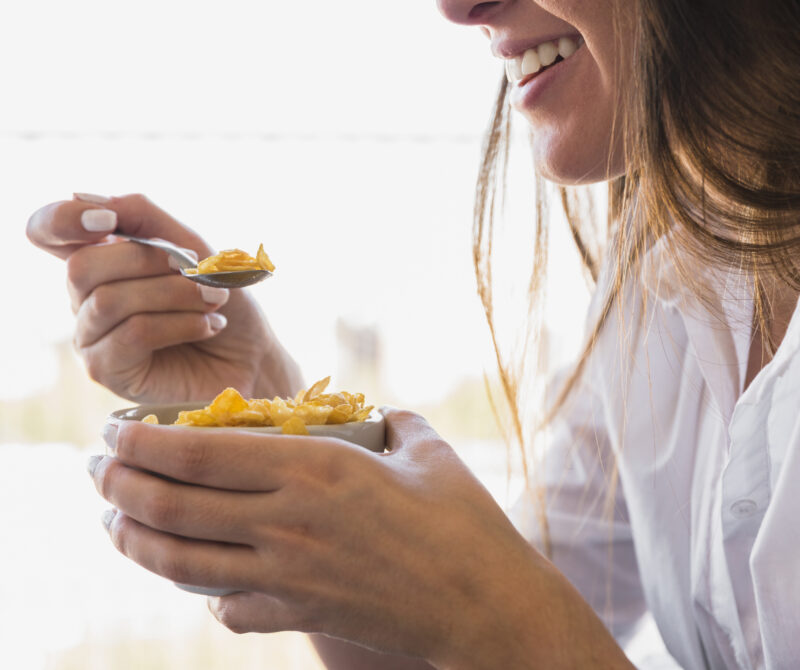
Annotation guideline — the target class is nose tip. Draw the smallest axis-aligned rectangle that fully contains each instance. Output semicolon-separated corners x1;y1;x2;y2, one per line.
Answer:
437;0;505;25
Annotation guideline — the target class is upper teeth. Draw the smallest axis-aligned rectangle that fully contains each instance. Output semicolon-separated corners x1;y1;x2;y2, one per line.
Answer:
505;36;583;84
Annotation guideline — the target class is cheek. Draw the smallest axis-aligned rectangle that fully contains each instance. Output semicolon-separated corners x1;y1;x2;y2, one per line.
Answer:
524;63;625;184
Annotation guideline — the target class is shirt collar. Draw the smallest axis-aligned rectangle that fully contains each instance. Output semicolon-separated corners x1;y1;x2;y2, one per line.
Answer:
641;243;753;424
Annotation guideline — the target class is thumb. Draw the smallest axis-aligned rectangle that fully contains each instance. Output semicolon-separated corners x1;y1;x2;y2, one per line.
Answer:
379;406;444;455
208;592;298;635
77;192;213;257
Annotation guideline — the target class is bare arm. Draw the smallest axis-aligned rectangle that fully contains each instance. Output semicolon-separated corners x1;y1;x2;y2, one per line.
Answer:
311;635;437;670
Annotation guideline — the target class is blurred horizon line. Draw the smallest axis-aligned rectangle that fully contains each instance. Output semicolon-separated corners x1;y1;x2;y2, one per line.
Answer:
0;130;482;144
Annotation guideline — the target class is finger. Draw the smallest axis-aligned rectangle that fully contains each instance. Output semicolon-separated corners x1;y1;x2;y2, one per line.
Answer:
75;274;229;348
26;200;119;260
98;193;212;257
380;407;444;455
66;237;195;306
27;193;212;263
92;456;270;544
108;420;322;491
209;592;304;635
104;509;266;592
78;311;228;387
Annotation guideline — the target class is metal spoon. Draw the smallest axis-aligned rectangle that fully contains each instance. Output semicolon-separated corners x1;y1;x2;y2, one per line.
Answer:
117;234;272;289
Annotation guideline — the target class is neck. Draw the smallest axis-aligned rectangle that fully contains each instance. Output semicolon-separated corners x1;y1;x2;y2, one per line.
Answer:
744;278;800;390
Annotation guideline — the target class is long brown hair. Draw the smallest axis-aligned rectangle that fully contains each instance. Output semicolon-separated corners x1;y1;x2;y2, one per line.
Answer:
475;0;800;546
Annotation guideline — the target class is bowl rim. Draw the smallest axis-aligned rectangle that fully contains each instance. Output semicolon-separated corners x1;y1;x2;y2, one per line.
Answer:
109;403;383;428
108;405;385;453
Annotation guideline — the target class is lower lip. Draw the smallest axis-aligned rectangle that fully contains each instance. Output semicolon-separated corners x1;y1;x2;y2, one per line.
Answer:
509;47;584;111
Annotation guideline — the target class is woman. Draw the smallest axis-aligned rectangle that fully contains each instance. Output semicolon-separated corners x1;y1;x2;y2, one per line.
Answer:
26;0;800;667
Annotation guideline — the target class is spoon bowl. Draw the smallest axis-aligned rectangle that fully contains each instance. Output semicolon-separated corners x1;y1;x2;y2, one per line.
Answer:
180;268;271;289
117;234;272;289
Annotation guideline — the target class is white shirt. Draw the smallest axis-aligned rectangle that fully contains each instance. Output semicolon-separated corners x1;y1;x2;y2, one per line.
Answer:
511;250;800;669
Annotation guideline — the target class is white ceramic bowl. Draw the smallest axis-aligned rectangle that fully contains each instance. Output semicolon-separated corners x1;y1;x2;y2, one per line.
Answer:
109;403;386;596
110;404;386;452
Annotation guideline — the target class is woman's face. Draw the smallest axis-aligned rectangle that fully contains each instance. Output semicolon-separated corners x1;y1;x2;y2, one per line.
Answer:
437;0;632;185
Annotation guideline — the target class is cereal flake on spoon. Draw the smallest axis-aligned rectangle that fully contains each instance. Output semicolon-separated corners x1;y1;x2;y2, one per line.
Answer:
183;244;275;275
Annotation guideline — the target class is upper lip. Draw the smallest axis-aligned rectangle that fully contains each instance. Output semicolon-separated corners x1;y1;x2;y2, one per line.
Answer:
491;33;582;60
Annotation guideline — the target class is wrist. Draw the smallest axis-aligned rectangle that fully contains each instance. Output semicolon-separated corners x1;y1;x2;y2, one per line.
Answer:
431;545;633;670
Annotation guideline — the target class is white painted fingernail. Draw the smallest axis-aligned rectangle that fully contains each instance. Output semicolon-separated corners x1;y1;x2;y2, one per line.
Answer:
74;193;111;204
86;454;104;477
81;208;117;232
101;508;117;531
201;286;230;304
207;312;227;331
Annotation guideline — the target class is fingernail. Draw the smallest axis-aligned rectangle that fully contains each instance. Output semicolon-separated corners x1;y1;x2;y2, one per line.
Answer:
87;454;104;477
207;312;228;331
81;208;117;232
74;193;111;204
103;422;118;453
201;286;230;304
101;508;117;531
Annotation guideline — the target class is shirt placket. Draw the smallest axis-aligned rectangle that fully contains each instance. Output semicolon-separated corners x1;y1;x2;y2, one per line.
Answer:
721;400;772;669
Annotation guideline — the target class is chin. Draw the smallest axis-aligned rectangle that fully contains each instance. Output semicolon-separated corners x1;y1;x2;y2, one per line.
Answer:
527;115;625;185
533;136;622;186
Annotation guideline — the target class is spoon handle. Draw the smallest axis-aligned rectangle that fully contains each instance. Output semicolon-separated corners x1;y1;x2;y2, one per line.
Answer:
116;234;198;270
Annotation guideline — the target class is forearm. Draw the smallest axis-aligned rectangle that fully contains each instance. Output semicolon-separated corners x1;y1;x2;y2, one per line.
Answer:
311;635;437;670
312;557;633;670
433;547;635;670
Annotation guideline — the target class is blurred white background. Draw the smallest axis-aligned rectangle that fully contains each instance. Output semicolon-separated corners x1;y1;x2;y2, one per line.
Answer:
0;1;669;669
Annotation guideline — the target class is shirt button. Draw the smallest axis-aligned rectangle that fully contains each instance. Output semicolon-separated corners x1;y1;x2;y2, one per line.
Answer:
730;499;758;519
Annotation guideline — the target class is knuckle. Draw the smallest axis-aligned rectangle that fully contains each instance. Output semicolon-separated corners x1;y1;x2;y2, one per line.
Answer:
87;284;117;322
80;343;112;387
313;446;352;484
144;490;181;529
289;452;371;513
51;200;74;220
194;310;212;333
65;249;90;294
156;554;193;585
262;542;294;581
123;193;153;218
127;192;150;206
288;469;325;501
118;314;152;348
114;421;140;461
176;442;212;479
323;449;371;492
82;350;105;385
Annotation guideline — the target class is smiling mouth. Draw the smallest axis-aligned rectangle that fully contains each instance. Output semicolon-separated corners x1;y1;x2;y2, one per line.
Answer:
504;36;584;86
